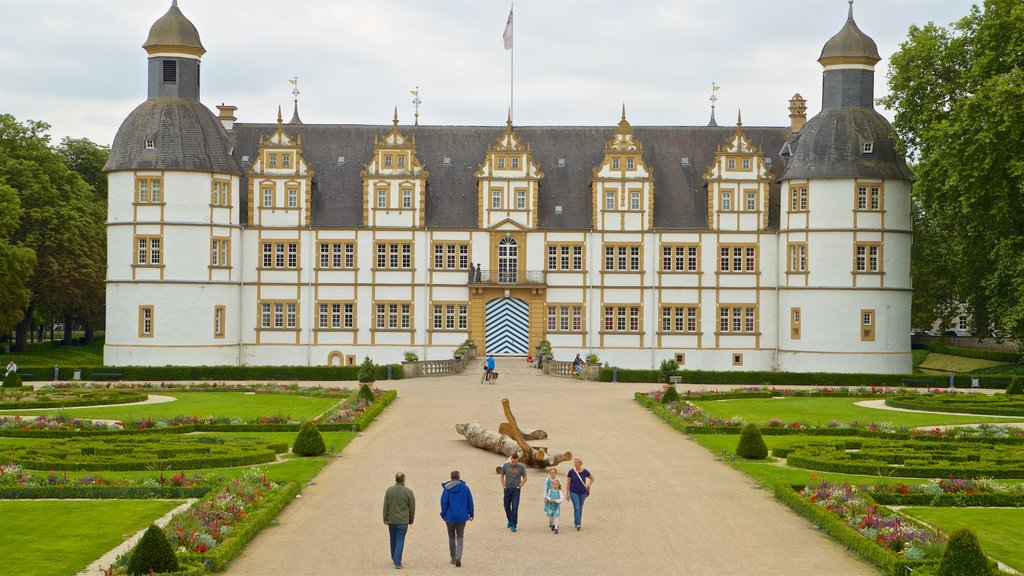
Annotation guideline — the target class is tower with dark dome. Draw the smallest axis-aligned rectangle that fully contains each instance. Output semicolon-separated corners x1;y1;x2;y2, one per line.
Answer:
775;1;913;373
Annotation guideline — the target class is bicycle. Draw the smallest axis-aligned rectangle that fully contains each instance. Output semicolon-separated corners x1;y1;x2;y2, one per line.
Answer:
481;369;499;385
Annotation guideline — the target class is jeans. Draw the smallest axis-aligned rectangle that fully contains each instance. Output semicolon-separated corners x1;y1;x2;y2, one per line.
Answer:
445;521;466;561
570;491;588;527
388;523;408;567
503;486;521;526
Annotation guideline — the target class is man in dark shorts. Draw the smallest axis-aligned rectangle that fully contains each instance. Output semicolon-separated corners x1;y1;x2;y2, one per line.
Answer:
499;453;528;532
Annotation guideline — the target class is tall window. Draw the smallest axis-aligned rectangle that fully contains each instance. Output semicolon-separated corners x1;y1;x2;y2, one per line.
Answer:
742;157;751;170
318;242;356;269
211;179;230;206
433;243;470;270
135;236;162;266
630;191;641;211
661;245;699;272
433;303;469;330
787;243;807;273
282;154;291;168
546;244;584;271
262;187;273;207
376;242;414;269
136;177;162;204
791;307;801;340
210;238;230;267
497;157;506;169
259;301;298;329
627;157;635;169
260;241;299;269
727;158;736;170
375;303;412;329
718;245;757;273
376;188;388;208
603;305;641;332
318;302;354;329
745;191;757;211
720;190;732;211
269;154;277;168
139;305;154;337
661;306;698;333
287;188;298;208
605;191;615;210
856;185;882;211
861;309;875;341
547;305;583;332
511;157;519;169
790;185;808;212
612;157;620;170
491;189;502;209
603;245;641;272
516;190;527;209
402;189;413;209
855;243;881;273
214;306;226;338
718;306;757;334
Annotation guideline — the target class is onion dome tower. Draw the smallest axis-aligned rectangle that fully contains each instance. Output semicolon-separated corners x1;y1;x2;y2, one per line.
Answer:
775;1;913;374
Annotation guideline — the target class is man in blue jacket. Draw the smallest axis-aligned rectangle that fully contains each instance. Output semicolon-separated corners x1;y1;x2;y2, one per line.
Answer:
440;470;474;567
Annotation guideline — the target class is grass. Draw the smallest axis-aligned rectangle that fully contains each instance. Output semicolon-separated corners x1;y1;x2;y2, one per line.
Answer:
912;349;930;371
0;499;183;576
0;391;344;421
917;352;1011;374
901;507;1024;572
4;340;105;366
692;397;1024;428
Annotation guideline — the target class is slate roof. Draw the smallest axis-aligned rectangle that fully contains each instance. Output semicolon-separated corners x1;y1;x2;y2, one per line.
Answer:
104;99;241;175
143;2;205;55
230;124;791;231
778;107;912;181
819;10;880;64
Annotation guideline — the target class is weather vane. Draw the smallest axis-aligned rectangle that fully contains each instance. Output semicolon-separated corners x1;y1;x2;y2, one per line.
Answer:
709;82;719;113
289;76;300;103
410;86;422;126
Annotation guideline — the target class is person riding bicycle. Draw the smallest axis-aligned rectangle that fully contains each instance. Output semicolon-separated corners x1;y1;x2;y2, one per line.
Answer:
484;355;496;383
572;354;585;378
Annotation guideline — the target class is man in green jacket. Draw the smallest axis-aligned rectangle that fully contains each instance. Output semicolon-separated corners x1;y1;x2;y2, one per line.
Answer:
383;471;416;569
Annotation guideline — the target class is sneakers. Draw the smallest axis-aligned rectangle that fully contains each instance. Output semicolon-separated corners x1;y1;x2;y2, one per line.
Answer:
506;520;512;529
576;525;581;531
554;527;559;534
450;559;456;565
510;525;517;532
549;524;554;531
456;560;462;567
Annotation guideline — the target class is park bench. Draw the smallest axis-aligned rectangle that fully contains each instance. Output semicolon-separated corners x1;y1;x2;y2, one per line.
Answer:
669;376;682;385
90;372;124;381
900;378;935;387
16;373;34;381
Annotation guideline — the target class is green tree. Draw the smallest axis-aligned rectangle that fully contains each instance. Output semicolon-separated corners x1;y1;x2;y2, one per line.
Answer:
881;0;1024;341
56;137;110;201
0;183;36;340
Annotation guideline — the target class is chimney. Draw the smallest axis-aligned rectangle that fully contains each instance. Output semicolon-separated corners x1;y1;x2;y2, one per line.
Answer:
217;104;238;131
788;94;807;133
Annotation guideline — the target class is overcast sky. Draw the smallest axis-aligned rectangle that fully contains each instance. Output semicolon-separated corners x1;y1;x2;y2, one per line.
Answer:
0;0;976;146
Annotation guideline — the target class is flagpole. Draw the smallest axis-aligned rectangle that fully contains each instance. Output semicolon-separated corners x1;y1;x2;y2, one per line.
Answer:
510;3;514;123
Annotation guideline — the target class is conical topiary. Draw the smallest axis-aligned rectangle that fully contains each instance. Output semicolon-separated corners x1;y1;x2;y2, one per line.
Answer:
126;524;179;575
358;383;376;403
736;423;768;460
937;528;995;576
661;385;680;404
357;356;377;384
1006;378;1023;395
2;372;22;388
292;420;326;456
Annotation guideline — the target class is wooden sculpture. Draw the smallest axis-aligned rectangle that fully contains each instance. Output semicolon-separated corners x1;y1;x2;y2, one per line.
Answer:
454;398;571;468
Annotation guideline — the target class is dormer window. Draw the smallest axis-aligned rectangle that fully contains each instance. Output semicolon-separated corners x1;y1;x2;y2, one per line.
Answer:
627;157;635;169
498;157;506;169
144;139;155;150
557;159;566;168
282;154;291;167
384;155;393;167
511;157;519;169
162;60;177;83
612;158;620;170
727;158;736;169
862;142;874;154
443;157;452;167
398;155;405;167
742;158;751;170
269;155;277;168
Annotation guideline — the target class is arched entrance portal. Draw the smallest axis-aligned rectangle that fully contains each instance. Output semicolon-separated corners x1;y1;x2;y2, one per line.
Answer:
484;297;529;355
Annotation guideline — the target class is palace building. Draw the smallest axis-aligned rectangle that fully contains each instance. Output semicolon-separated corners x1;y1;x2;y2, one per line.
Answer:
103;2;913;372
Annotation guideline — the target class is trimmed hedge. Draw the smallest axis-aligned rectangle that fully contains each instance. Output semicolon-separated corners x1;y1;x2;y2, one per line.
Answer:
923;342;1021;364
0;485;210;499
869;492;1024;507
784;440;1024;479
607;368;1016;389
0;390;147;410
127;525;179;575
885;395;1024;417
11;364;405;382
200;481;303;571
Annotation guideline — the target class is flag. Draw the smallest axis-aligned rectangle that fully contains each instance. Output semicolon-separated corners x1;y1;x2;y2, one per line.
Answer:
503;7;513;50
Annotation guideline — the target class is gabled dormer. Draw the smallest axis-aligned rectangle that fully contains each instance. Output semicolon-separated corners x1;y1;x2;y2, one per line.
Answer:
476;113;544;230
704;113;771;231
248;107;314;227
592;105;653;232
362;109;428;228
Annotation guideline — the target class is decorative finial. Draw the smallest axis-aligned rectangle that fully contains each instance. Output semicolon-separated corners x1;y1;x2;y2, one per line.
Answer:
848;0;854;20
277;105;282;125
393;106;399;128
506;108;512;130
289;77;300;104
708;82;720;127
621;102;626;122
737;109;742;127
410;86;421;126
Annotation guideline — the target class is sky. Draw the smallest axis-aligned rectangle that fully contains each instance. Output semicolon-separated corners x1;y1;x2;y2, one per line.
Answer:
0;0;977;146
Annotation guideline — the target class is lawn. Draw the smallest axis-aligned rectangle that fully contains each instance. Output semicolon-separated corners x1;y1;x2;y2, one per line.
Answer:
5;340;105;366
917;352;1011;374
693;397;1024;428
0;499;183;576
0;391;344;421
902;507;1024;572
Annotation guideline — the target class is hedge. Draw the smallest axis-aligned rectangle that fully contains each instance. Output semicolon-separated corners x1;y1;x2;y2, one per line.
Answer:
784;441;1024;479
868;492;1024;507
610;368;1020;388
919;342;1021;363
11;364;405;382
0;485;211;499
200;480;303;572
349;389;397;431
885;395;1024;417
0;391;148;410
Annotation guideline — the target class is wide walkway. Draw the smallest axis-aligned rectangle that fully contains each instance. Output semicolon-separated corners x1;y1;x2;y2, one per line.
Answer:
224;361;874;575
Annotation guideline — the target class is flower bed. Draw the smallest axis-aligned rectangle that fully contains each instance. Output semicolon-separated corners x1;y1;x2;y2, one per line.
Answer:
0;388;147;410
0;462;212;498
868;477;1024;507
886;394;1024;417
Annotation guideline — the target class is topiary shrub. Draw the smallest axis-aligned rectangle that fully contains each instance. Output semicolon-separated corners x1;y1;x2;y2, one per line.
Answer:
661;385;680;404
403;350;419;362
736;423;768;460
292;420;326;456
126;524;179;575
1006;378;1024;395
659;359;679;384
358;383;376;403
937;528;995;576
357;356;377;384
2;372;22;388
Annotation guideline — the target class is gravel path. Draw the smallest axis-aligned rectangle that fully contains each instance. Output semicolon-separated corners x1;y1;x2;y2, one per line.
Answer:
222;366;872;576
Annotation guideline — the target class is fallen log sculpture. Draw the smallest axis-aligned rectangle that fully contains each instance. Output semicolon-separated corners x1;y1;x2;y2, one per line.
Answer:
454;398;571;468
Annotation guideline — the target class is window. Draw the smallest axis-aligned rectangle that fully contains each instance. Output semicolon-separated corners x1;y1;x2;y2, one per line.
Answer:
742;158;751;170
675;353;686;365
282;154;291;167
958;315;969;331
732;353;744;366
603;244;641;272
745;191;757;211
211;179;230;206
791;307;801;340
546;305;584;332
630;191;641;211
862;142;874;154
855;243;881;273
262;187;273;207
432;243;470;270
718;245;757;273
627;157;635;170
260;241;299;269
661;244;699;272
375;302;412;329
259;301;298;329
432;303;469;330
612;157;620;170
660;306;698;333
718;306;757;334
516;190;526;209
856;184;882;211
135;236;162;266
497;157;506;169
136;177;162;204
397;155;405;167
491;189;501;209
861;309;875;341
603;305;641;332
318;242;356;269
139;305;154;337
318;302;354;329
376;188;387;209
384;155;393;168
511;157;519;169
214;306;225;338
145;139;155;150
546;244;584;271
269;154;277;168
402;189;412;209
605;191;615;210
210;238;230;267
162;60;176;83
790;185;808;212
287;188;298;208
375;242;414;269
720;191;732;211
727;158;735;170
787;243;807;273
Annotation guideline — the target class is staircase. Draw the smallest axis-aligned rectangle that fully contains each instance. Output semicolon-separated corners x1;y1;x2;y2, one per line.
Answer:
491;356;539;378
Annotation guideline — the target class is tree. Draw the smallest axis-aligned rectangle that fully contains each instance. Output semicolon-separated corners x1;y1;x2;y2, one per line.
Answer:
881;0;1024;341
0;183;36;339
56;137;110;202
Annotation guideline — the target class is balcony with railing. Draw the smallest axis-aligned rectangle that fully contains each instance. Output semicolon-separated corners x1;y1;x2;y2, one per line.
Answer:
467;269;546;286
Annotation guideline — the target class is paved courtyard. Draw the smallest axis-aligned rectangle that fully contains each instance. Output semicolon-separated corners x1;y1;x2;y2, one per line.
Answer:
223;360;874;575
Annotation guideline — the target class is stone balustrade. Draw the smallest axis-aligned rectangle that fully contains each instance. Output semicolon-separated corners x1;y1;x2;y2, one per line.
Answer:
402;358;467;378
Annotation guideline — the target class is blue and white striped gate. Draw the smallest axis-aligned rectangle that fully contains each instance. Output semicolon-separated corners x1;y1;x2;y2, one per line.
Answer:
484;297;529;355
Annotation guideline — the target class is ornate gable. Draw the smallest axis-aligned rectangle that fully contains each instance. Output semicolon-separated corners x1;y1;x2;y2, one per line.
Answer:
476;113;544;230
361;109;429;228
591;105;654;231
248;107;314;226
704;113;772;231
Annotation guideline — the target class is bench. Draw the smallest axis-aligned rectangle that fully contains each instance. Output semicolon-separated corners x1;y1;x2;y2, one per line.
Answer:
16;373;34;381
90;372;124;381
900;378;935;387
669;376;682;385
